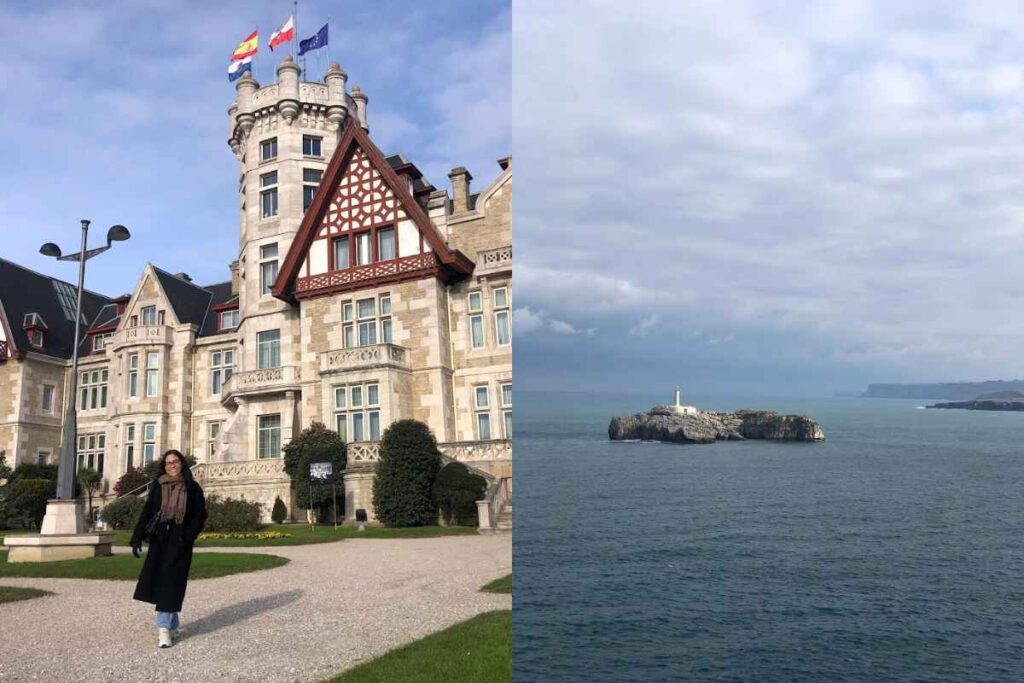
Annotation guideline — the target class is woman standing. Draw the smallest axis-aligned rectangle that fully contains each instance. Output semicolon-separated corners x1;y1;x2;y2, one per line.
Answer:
131;449;208;648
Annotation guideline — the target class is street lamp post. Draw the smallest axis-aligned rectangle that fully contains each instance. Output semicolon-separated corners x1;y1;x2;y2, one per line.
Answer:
40;221;131;505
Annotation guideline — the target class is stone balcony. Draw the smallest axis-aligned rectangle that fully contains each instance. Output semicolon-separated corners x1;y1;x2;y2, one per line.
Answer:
109;325;174;350
474;245;512;276
319;343;410;375
221;365;301;405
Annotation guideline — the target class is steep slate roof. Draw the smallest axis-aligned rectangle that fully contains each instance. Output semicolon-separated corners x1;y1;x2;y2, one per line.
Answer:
273;117;474;301
0;257;111;359
152;267;214;330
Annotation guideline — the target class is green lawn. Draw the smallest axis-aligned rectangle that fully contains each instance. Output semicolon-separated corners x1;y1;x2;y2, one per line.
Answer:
326;610;511;683
480;573;512;594
0;586;53;603
100;524;478;547
0;549;288;580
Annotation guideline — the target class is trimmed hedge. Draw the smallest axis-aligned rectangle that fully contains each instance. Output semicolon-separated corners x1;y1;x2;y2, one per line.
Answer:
433;462;487;526
205;495;263;532
9;479;54;529
271;496;288;523
372;420;441;527
99;494;145;530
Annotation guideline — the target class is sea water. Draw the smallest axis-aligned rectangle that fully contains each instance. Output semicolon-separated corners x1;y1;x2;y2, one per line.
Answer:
514;391;1024;682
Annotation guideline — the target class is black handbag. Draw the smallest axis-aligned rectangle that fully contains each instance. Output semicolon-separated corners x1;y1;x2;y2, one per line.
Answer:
141;515;164;542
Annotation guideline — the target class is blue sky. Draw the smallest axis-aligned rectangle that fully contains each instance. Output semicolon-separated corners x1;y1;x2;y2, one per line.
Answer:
0;0;509;295
513;1;1024;396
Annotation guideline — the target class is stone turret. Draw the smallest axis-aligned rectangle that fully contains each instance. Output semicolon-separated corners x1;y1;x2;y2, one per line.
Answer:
276;56;301;123
325;63;349;130
351;85;368;131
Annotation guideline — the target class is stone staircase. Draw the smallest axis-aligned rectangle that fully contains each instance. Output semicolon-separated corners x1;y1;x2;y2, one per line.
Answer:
496;504;512;532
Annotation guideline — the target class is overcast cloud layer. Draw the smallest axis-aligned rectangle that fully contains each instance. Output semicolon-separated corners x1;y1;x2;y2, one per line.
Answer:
0;1;508;295
514;1;1024;395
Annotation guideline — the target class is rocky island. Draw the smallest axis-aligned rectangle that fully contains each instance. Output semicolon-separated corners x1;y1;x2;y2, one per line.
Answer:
927;391;1024;412
608;388;825;444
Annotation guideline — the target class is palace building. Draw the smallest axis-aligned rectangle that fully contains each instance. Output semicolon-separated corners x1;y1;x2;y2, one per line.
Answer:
0;56;512;529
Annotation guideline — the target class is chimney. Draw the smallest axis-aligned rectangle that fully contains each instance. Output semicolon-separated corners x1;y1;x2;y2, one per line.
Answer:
175;272;192;283
229;260;241;295
113;294;131;316
448;167;472;213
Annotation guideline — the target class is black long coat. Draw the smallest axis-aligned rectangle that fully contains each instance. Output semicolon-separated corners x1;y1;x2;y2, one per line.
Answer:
131;479;207;612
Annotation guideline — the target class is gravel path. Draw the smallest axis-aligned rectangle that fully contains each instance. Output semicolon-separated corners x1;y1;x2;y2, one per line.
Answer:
0;535;511;682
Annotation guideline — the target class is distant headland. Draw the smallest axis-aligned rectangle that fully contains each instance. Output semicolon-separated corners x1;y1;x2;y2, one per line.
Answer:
862;380;1024;400
608;387;825;444
927;391;1024;412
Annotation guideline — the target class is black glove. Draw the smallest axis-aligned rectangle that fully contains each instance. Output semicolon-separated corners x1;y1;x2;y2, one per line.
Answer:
131;543;142;558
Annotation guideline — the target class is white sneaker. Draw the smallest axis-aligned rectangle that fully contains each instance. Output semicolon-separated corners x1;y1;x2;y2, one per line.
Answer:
158;627;172;648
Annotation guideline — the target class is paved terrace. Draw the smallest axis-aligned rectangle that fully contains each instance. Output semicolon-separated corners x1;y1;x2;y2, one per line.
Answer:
0;535;511;682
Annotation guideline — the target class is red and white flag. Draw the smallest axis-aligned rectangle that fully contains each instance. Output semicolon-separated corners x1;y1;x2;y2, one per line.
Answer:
269;15;295;51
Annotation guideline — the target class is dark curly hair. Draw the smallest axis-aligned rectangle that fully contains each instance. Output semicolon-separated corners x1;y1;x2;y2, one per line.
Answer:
154;449;194;483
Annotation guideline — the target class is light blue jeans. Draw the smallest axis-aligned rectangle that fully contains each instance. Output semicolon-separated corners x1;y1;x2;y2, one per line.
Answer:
156;611;179;629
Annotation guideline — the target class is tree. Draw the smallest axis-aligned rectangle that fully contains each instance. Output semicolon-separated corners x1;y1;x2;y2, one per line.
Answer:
113;467;148;497
433;462;487;526
372;420;442;527
283;422;346;522
9;479;55;529
77;467;103;524
0;452;11;483
271;496;288;524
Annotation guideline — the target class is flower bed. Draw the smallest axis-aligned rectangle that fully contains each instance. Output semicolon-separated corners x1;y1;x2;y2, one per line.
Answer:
198;531;291;541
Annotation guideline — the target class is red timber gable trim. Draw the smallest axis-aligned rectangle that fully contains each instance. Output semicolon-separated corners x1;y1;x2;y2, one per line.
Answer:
272;117;473;302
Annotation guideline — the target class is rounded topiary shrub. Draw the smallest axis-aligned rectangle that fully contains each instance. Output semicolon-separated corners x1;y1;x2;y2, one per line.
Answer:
433;462;488;526
271;496;288;524
99;494;146;530
204;495;263;532
372;419;442;527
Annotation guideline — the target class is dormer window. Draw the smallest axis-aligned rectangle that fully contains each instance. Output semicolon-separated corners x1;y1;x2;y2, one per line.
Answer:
93;333;113;352
22;312;47;348
141;306;156;326
219;309;239;330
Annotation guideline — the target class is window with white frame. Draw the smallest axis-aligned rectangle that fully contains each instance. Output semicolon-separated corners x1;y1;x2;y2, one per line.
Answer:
260;243;279;294
219;308;239;330
41;384;55;413
334;382;380;442
501;382;512;438
343;295;392;348
474;385;491;440
303;168;323;211
260;137;277;161
210;349;235;395
142;422;156;464
79;369;108;410
494;286;511;346
93;333;113;352
27;329;43;347
302;135;322;157
355;231;372;265
469;291;485;349
125;423;136;470
257;330;281;369
145;352;159;397
127;353;139;398
257;414;281;458
208;421;223;459
260;171;279;219
76;433;105;474
141;305;157;326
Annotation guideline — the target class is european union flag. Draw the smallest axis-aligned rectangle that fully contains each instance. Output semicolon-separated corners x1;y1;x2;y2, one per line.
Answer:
298;24;328;56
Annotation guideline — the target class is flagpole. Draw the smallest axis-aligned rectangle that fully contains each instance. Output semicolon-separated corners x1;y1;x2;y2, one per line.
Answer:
253;24;259;82
326;16;332;65
293;0;300;78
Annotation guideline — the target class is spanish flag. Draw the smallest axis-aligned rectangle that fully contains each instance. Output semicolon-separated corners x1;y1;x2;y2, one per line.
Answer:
232;30;259;60
228;30;258;82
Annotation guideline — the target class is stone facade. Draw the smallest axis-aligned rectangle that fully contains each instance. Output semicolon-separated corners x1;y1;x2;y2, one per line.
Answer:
0;57;511;525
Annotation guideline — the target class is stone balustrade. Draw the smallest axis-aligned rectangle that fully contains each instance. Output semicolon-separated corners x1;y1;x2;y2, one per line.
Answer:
109;325;174;350
192;459;287;483
320;343;409;374
475;245;512;275
346;442;381;465
440;439;512;462
222;365;300;403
